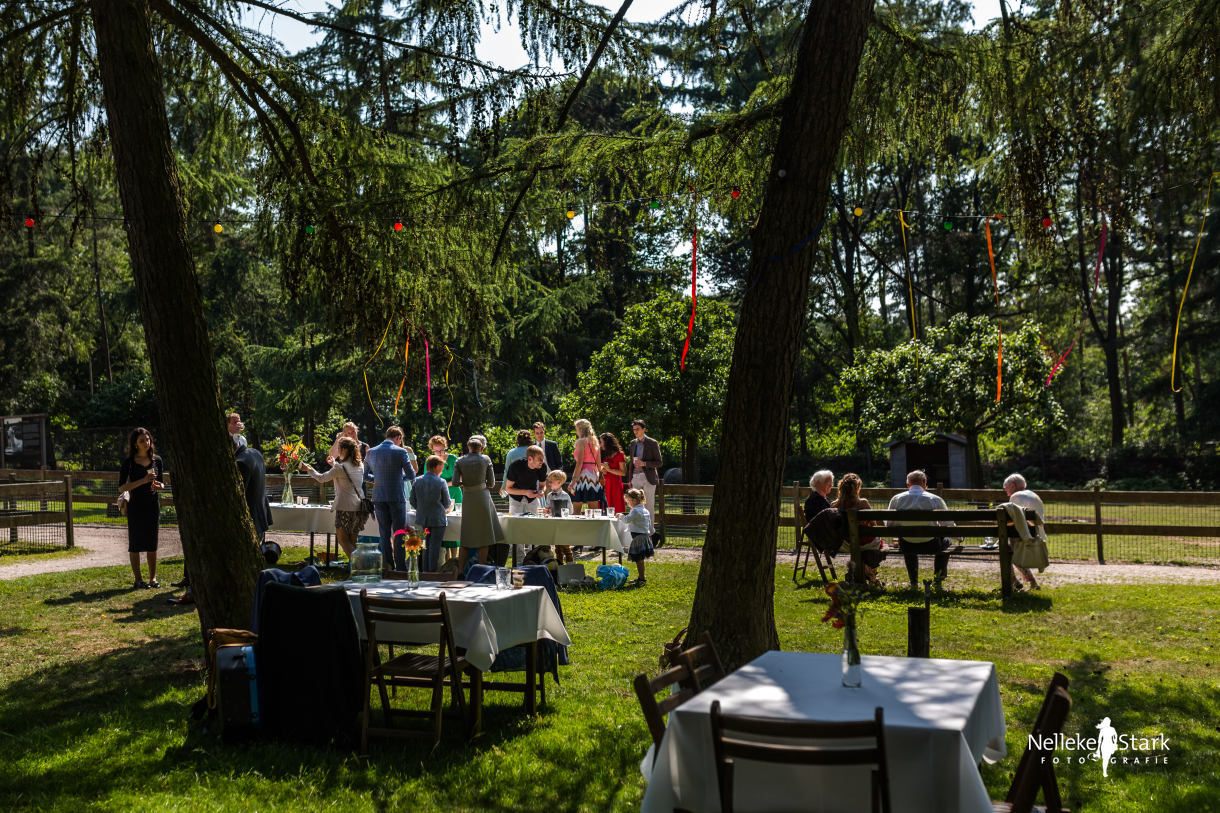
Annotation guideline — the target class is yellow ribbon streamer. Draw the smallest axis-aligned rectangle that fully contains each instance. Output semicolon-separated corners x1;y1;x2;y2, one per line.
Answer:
394;326;410;416
985;214;1004;403
362;318;393;428
899;210;918;341
1171;172;1219;393
443;344;456;438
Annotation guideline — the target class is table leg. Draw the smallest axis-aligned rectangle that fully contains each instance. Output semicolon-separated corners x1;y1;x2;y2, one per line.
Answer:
309;533;315;565
326;533;332;566
469;667;483;738
602;548;607;565
525;640;538;715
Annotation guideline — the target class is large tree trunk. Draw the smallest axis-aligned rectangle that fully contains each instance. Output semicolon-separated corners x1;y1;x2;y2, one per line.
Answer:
687;0;875;668
92;0;263;635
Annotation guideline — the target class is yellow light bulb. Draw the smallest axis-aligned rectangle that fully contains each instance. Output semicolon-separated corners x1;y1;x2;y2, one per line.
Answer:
213;223;224;233
853;207;863;217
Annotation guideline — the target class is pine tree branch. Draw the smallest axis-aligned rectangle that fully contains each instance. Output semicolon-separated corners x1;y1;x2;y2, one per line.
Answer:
149;0;319;186
238;0;567;79
0;3;85;49
490;0;635;267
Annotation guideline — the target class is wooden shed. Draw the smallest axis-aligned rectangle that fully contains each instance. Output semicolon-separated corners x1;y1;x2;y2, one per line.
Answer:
886;433;969;489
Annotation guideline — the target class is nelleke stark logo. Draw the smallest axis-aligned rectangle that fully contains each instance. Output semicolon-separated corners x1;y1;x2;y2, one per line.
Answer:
1031;718;1170;778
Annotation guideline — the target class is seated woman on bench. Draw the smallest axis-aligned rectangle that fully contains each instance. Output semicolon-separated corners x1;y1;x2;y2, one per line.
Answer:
831;473;885;586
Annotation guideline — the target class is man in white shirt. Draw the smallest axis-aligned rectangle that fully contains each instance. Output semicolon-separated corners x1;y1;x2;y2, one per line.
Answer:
887;469;954;590
1004;473;1044;590
226;413;247;448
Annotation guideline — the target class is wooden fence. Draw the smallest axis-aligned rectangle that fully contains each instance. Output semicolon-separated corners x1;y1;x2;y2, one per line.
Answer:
6;469;1220;564
655;481;1220;565
0;478;75;552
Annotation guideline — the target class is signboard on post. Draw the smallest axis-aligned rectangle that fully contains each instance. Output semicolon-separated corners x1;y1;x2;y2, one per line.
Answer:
1;414;48;470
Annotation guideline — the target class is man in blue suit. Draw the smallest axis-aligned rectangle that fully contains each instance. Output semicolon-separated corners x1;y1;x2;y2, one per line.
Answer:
365;425;416;569
409;455;453;572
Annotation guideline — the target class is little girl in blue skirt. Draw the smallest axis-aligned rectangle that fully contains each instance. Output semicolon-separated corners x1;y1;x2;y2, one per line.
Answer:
623;488;654;585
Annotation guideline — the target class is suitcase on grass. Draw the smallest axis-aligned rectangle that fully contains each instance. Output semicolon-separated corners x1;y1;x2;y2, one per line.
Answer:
214;644;262;741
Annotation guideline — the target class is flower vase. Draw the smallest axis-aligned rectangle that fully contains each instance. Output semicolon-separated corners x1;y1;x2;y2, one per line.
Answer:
841;617;862;688
281;475;294;504
405;552;420;589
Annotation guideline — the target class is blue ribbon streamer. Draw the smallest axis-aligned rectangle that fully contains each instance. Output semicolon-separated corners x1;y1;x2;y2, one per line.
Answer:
743;206;831;296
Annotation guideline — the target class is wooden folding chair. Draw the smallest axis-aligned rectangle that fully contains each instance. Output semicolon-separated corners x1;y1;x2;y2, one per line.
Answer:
358;589;471;752
633;662;699;773
994;683;1073;813
793;503;837;583
678;630;727;691
710;701;892;813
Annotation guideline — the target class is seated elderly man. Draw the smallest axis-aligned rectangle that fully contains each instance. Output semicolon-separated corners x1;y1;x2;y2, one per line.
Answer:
1004;473;1045;590
803;470;834;523
887;469;955;590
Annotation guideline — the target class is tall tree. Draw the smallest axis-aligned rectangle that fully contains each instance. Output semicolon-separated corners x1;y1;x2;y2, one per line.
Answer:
686;0;876;667
91;0;264;633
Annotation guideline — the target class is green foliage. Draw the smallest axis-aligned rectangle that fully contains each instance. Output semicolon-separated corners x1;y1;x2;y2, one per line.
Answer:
2;561;1219;810
843;314;1065;443
559;294;734;445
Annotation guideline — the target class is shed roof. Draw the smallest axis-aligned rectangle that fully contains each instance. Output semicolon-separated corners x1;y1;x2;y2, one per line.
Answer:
884;432;968;449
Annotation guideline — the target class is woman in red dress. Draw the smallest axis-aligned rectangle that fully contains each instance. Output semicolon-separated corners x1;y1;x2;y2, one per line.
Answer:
599;432;627;514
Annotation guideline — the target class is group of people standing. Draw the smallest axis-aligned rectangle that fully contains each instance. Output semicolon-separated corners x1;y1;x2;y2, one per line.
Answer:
118;412;670;591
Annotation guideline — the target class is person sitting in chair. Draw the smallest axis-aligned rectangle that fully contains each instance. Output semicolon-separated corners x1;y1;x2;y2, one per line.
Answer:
887;470;955;591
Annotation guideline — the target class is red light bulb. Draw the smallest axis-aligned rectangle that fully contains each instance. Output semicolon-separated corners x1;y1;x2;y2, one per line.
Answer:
393;221;403;231
24;218;34;228
1042;217;1052;228
731;188;740;198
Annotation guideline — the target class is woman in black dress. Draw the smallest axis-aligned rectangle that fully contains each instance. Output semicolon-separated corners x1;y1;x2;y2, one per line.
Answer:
119;427;165;588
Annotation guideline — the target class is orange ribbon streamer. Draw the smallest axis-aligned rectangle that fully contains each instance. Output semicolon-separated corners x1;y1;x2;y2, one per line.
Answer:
394;324;410;415
984;215;1004;402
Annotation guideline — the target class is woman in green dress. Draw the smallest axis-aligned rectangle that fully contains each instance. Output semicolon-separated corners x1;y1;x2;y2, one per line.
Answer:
429;435;462;505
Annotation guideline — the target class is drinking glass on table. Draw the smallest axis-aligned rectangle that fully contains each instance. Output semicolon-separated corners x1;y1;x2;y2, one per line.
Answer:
511;569;525;588
495;567;511;590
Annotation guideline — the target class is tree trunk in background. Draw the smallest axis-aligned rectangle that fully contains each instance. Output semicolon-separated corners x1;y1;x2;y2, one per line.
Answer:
687;0;875;668
1102;240;1125;448
964;430;983;489
92;0;263;636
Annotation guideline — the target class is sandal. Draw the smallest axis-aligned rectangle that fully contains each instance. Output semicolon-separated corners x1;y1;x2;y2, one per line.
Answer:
133;580;149;589
148;579;161;588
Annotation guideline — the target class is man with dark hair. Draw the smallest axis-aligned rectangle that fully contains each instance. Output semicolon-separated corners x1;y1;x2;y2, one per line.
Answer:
226;412;248;449
626;419;663;538
500;429;533;498
366;425;416;570
532;421;563;472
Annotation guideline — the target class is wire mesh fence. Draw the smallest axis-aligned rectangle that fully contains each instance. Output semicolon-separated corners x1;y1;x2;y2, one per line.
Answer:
0;489;70;556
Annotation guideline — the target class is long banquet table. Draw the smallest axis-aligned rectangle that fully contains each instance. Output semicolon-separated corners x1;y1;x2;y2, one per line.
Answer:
640;651;1007;813
269;503;631;554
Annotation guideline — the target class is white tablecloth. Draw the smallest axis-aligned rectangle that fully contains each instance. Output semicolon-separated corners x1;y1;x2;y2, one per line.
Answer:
641;652;1007;813
341;580;572;672
271;504;628;553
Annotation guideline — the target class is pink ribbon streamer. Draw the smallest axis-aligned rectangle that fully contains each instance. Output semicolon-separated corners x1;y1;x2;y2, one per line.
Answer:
423;334;432;412
1046;215;1107;386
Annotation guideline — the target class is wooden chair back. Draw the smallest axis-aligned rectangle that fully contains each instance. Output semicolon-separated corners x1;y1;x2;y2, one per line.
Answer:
358;590;459;667
1006;684;1072;813
792;502;836;582
633;663;699;767
678;631;727;691
710;701;891;813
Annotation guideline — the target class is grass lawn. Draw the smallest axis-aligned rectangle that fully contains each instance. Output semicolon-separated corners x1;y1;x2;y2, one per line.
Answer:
0;546;90;567
1;558;1217;812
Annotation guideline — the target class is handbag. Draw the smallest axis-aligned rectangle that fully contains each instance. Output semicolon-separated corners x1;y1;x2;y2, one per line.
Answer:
116;492;128;517
338;462;374;516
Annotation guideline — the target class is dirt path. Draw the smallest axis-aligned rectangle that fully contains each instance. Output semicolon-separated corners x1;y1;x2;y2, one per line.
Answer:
4;529;1219;586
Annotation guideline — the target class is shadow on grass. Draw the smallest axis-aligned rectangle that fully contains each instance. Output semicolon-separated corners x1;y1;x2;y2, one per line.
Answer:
0;631;646;813
42;586;134;606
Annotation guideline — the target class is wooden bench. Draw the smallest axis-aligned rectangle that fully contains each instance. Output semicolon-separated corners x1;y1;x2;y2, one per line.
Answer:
843;508;1039;597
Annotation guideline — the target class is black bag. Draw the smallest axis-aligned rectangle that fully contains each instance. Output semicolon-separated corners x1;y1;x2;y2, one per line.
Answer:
261;541;282;565
214;644;262;741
